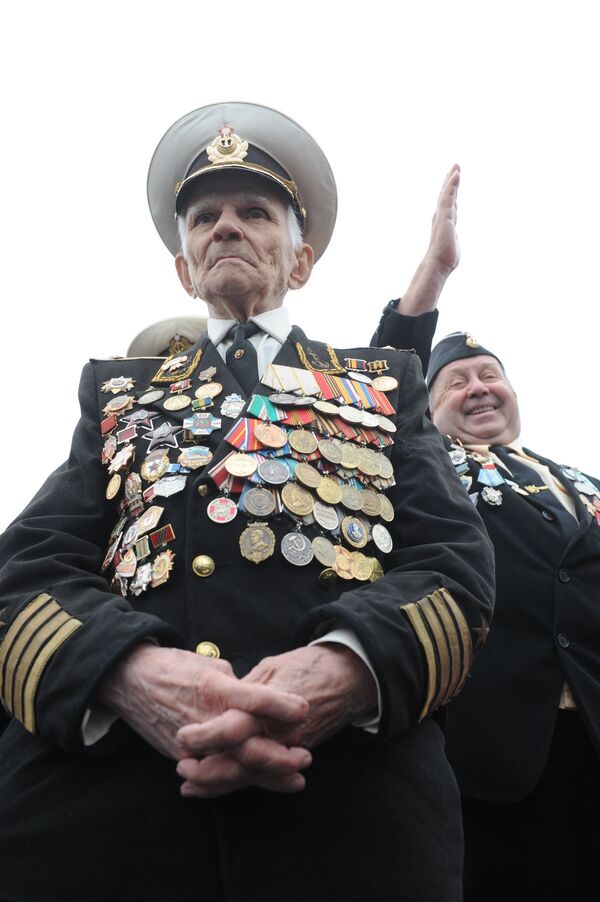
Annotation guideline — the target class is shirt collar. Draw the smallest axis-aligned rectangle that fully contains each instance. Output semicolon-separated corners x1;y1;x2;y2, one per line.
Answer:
207;306;292;348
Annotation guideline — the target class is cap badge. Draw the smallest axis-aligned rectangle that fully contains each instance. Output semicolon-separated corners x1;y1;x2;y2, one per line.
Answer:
207;126;249;164
465;334;480;348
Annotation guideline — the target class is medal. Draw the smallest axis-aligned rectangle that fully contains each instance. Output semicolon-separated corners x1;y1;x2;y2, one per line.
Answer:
178;446;213;469
102;434;118;465
350;552;373;581
269;392;300;406
375;415;396;433
341;516;368;549
101;414;118;436
281;532;314;566
108;443;135;474
101;376;135;395
282;483;314;517
377;455;394;480
136;505;165;537
124;472;144;515
481;486;503;506
313;501;339;532
151;550;175;587
130;562;153;595
106;473;122;500
239;523;276;564
340;485;363;512
197;366;218;382
103;395;134;416
333;545;354;580
207;496;238;524
225;453;258;478
169;379;192;394
183;412;222;436
195;382;223;399
140;449;170;483
318;439;343;464
314;400;340;417
138;389;165;405
295;462;322;490
163;395;192;412
244;486;276;517
312;535;336;567
368;558;385;581
257;458;289;485
116;549;137;579
477;462;504;488
339;443;361;469
121;409;157;430
361;490;383;518
220;394;245;419
255;422;288;449
371;376;398;392
143;421;182;451
372;523;393;553
338;405;364;425
288;430;319;455
317;477;342;506
357;448;381;477
152;475;188;498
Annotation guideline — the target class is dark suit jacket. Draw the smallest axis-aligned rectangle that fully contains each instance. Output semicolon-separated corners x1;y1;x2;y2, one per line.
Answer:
0;325;493;900
373;303;600;803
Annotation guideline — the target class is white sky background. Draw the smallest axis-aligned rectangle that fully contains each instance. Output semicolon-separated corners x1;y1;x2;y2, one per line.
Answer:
1;0;598;530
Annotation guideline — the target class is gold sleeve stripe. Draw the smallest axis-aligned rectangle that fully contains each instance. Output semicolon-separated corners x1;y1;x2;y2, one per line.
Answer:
0;593;82;732
402;602;439;721
22;619;82;733
437;588;473;692
12;610;73;723
0;593;55;708
419;598;453;711
402;588;473;719
1;600;64;713
428;593;463;700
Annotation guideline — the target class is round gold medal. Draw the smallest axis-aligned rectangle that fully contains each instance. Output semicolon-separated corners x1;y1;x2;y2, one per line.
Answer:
225;453;258;478
312;536;336;567
333;545;354;580
361;490;383;518
239;523;276;564
358;448;381;477
281;483;314;517
340;484;363;511
195;382;222;399
376;415;397;434
340;443;361;469
288;429;318;454
255;422;288;449
318;439;343;464
350;552;373;581
295;462;322;490
106;473;122;500
371;376;398;392
369;558;385;581
378;494;395;522
314;400;340;417
163;395;192;411
378;455;394;479
317;477;342;506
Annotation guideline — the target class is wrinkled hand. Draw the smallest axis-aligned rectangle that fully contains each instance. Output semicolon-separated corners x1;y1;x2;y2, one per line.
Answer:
425;163;461;277
176;644;377;797
97;644;308;763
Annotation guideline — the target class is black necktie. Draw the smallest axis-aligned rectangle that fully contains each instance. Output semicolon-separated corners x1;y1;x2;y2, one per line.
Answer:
225;322;260;396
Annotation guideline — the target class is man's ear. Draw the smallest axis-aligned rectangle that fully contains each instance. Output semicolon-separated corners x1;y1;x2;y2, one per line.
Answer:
175;253;196;297
288;244;314;291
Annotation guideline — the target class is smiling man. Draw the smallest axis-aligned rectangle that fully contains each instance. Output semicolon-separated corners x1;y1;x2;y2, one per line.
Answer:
0;104;494;901
373;256;600;897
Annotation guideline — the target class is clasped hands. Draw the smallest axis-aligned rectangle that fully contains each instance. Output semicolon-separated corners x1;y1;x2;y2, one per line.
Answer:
99;643;377;799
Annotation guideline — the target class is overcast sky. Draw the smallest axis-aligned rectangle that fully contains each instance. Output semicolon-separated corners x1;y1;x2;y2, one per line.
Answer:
1;0;598;529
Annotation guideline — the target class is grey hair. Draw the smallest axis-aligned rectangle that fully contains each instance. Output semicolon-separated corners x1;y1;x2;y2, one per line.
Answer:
177;201;303;259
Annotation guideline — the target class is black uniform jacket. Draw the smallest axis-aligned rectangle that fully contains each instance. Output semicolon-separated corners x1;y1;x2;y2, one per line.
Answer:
373;304;600;803
0;326;494;902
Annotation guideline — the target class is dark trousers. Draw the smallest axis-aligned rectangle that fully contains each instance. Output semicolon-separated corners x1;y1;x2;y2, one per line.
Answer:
462;711;600;902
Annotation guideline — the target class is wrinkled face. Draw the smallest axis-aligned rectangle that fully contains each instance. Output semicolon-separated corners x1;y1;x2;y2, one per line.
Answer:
430;354;521;445
175;174;308;314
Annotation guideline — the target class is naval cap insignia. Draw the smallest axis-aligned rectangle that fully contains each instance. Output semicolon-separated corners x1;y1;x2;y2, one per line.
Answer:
207;126;249;164
465;334;480;349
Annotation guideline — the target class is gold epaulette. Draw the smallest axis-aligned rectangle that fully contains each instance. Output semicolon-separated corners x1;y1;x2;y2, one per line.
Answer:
0;593;82;733
402;588;473;720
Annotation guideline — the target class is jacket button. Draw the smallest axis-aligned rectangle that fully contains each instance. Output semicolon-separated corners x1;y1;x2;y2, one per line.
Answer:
557;633;570;649
197;484;209;497
558;569;570;583
192;555;215;577
196;641;220;658
541;510;555;522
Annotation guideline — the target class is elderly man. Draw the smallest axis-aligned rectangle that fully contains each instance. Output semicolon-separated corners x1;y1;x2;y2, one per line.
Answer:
373;184;600;900
0;104;494;902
